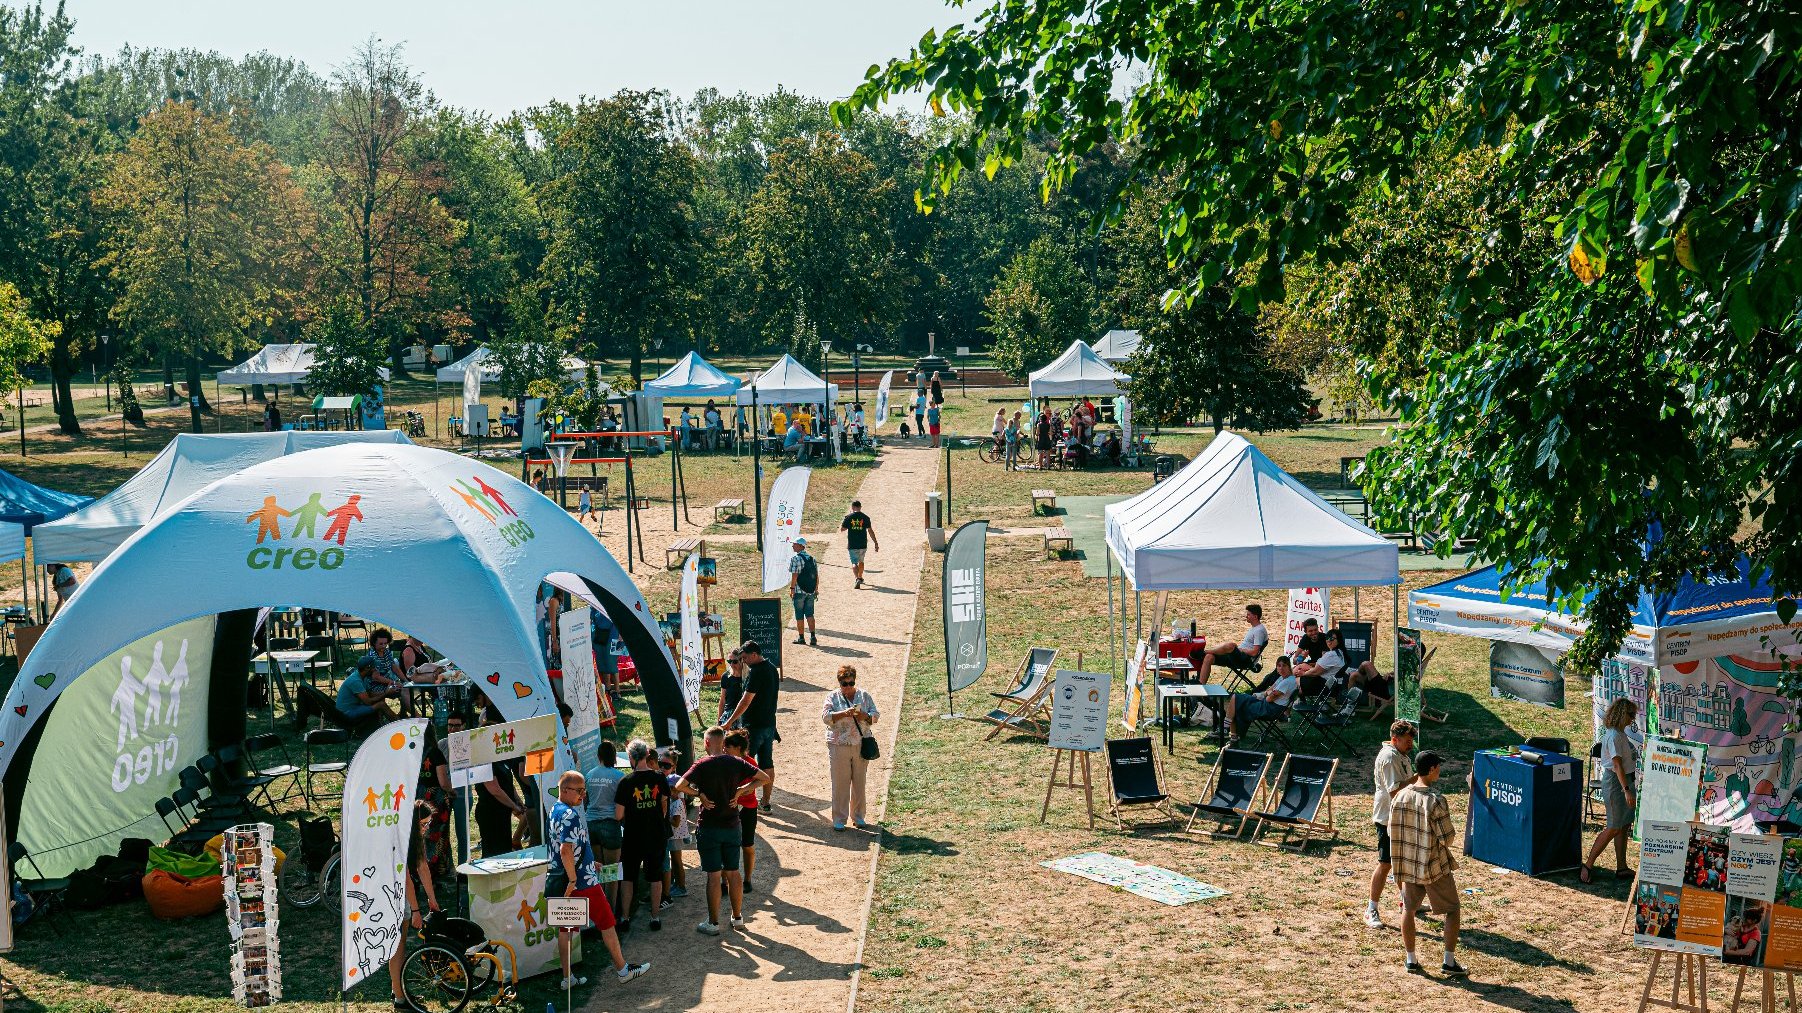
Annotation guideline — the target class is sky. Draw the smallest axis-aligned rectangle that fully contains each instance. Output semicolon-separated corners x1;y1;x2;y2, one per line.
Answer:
57;0;967;115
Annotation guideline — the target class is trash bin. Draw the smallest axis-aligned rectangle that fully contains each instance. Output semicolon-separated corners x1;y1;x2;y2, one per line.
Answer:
1153;456;1176;483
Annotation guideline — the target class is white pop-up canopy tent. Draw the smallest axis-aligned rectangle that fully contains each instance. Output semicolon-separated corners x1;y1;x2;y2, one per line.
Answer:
1103;431;1401;723
0;443;690;874
734;353;839;406
1029;339;1131;398
644;351;743;400
434;345;590;384
32;431;412;563
216;343;391;386
1090;329;1142;363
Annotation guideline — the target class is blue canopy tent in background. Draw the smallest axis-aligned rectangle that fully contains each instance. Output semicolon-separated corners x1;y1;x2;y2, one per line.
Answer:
1409;554;1800;668
643;351;743;400
0;466;92;620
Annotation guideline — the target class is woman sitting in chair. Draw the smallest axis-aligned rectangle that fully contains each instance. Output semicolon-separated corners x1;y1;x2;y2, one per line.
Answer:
1223;656;1300;745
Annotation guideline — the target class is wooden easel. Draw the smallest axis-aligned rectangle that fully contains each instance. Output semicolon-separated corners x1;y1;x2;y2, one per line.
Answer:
1731;966;1796;1013
1638;951;1710;1013
1040;747;1097;831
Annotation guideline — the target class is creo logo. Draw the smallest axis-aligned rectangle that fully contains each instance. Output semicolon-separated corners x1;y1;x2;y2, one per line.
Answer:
244;492;364;570
449;475;535;547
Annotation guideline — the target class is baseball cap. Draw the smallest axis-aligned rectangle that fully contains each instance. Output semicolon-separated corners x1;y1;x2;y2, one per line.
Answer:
793;537;807;546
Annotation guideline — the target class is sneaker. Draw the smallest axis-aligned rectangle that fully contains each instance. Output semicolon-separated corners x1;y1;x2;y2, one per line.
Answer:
833;822;846;831
855;579;863;588
744;879;755;893
670;887;688;899
794;637;807;645
854;820;873;830
1441;959;1468;978
1364;906;1384;929
649;918;661;931
618;962;650;982
559;975;587;989
697;921;722;936
730;916;746;930
809;636;818;646
1404;958;1424;975
392;997;411;1011
759;802;771;813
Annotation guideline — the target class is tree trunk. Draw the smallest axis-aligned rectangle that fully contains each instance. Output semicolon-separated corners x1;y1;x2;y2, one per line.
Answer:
184;353;211;432
389;335;411;380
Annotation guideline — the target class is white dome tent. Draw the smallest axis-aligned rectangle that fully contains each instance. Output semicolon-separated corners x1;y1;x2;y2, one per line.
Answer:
433;345;590;384
1029;339;1131;398
216;343;391;387
0;444;688;840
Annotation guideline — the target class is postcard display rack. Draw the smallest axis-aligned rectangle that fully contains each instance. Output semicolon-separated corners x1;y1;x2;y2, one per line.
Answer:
223;823;282;1007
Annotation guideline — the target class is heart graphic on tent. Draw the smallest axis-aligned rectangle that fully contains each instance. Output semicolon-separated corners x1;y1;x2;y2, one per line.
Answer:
12;706;24;717
513;681;531;699
33;673;53;690
487;673;501;686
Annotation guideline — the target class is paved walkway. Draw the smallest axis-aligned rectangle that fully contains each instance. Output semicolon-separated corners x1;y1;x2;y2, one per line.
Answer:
590;443;939;1012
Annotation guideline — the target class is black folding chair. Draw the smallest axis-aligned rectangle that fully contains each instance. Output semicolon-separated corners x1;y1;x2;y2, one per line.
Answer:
241;733;303;807
8;842;68;934
304;727;352;806
1104;737;1176;831
1185;747;1271;839
1305;688;1365;754
1251;754;1341;852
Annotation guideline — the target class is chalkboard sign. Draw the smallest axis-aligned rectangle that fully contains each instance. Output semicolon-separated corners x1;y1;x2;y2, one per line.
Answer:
738;597;783;670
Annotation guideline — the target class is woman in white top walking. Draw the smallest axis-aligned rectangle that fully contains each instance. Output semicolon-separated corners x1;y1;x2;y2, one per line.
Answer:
1582;698;1640;883
822;664;880;831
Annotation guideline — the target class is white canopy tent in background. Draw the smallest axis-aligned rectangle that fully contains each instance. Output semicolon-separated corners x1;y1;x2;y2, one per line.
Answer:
31;431;412;563
644;351;743;400
433;345;590;385
1090;329;1142;363
0;442;691;810
216;343;390;387
1029;340;1131;398
733;354;839;406
1103;431;1402;715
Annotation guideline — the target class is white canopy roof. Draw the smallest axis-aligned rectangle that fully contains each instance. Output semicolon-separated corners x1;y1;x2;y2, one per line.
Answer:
1090;329;1142;363
32;431;412;563
1029;340;1131;398
1105;431;1400;591
0;521;21;565
434;345;589;384
0;442;692;783
643;351;743;399
734;354;840;406
216;343;389;386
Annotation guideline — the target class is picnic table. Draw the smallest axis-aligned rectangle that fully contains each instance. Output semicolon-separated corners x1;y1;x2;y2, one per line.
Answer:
714;498;746;522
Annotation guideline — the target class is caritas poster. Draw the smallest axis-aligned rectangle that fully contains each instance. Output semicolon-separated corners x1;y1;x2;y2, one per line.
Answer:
1283;588;1330;655
1656;654;1802;827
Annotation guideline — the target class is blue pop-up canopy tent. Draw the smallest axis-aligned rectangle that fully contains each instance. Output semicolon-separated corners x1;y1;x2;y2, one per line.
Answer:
0;467;91;534
1409;554;1800;667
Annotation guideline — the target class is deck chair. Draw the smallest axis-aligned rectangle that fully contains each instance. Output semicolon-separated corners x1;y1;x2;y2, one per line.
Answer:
1104;737;1177;831
1185;747;1272;839
983;647;1057;740
1251;753;1341;852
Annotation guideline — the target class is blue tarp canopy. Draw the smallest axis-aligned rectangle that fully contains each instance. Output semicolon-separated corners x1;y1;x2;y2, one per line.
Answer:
1409;554;1800;667
0;467;91;534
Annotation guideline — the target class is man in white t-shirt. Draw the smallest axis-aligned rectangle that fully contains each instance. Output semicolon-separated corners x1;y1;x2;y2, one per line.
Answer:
1294;628;1349;696
1197;604;1270;684
1224;656;1299;742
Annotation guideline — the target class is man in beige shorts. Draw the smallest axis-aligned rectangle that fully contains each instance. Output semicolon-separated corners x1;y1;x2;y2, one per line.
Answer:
1387;750;1466;978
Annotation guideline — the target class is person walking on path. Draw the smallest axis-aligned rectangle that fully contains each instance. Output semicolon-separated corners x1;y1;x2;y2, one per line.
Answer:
1582;699;1640;883
724;640;780;813
1388;750;1466;978
788;538;820;645
548;770;651;989
912;390;926;435
840;500;879;589
823;665;880;831
1367;720;1417;928
674;728;770;936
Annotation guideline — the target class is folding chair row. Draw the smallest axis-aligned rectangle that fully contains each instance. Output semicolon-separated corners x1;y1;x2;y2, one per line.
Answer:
1185;749;1341;852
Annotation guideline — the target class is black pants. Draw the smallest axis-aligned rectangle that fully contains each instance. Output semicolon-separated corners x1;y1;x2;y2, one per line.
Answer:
474;800;514;858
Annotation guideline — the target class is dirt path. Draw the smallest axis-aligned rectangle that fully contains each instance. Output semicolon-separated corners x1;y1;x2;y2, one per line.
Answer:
593;443;939;1012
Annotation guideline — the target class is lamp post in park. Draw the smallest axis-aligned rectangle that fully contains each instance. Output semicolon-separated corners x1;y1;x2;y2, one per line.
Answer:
820;340;833;439
652;336;664;377
102;334;110;413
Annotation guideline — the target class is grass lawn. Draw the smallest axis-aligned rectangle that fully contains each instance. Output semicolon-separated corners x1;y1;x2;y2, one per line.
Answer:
858;535;1639;1013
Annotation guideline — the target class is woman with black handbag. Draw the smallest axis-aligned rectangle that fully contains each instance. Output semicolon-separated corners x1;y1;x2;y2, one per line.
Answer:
822;665;881;831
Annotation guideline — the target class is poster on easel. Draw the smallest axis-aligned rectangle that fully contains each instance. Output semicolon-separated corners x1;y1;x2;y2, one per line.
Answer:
1656;654;1802;829
1639;736;1706;830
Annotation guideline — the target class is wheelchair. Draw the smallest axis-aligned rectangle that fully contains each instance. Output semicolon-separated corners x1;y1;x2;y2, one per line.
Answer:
399;911;519;1013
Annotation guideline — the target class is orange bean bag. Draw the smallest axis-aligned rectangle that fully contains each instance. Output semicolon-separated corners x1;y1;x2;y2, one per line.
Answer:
142;869;224;920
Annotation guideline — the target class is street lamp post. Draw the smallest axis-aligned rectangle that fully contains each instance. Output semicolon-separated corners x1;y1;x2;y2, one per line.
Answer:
652;337;664;377
102;334;110;413
819;340;832;444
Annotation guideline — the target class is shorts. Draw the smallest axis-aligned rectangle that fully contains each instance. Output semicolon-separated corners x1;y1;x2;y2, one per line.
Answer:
791;591;815;619
589;817;623;852
747;725;777;770
739;807;759;848
1374;822;1392;865
619;839;667;884
340;701;378;722
697;825;741;873
1401;875;1460;917
1218;646;1258;671
847;548;866;565
547;881;615;931
1364;674;1394;699
928;423;941;436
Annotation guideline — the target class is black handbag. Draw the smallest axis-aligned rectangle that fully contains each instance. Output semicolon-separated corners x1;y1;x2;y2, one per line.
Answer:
857;712;880;761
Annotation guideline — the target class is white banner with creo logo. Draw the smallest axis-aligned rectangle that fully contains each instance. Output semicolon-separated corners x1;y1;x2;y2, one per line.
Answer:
340;718;428;991
761;466;811;593
680;552;704;713
1283;587;1331;655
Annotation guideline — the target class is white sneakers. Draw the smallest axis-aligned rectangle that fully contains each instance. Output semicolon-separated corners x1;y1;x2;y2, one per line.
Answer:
730;916;746;930
618;962;650;982
1364;903;1384;929
697;921;722;936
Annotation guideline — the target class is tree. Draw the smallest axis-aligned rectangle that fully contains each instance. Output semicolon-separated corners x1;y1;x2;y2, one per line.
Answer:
843;0;1802;663
421;109;540;345
485;286;572;402
97;101;313;432
537;90;701;384
315;40;462;375
983;234;1096;378
302;299;384;400
0;281;57;397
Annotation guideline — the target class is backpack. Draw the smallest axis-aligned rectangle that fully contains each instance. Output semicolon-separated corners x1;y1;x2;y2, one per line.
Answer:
797;553;819;594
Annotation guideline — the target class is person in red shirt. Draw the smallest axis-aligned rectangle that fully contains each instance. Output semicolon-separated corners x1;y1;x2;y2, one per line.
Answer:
723;734;763;892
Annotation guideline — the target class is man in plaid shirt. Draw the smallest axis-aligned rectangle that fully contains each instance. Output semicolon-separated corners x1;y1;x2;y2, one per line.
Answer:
1386;750;1466;977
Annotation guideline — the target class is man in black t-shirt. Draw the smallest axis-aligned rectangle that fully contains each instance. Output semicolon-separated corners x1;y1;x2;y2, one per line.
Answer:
614;739;671;932
674;728;769;935
839;499;880;589
723;640;780;813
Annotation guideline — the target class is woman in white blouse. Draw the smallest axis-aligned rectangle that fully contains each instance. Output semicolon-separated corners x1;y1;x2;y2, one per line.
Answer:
822;664;879;831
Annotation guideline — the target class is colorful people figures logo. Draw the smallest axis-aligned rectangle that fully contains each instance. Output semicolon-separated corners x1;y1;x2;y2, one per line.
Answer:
243;489;366;569
109;637;192;792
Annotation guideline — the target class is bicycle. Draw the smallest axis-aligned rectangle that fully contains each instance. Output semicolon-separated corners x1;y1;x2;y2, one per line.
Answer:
400;911;519;1013
278;814;341;910
977;434;1005;464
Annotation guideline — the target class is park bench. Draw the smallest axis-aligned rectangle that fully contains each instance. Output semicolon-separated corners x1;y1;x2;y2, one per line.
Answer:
1031;488;1058;515
1044;527;1075;558
666;536;703;570
714;497;746;522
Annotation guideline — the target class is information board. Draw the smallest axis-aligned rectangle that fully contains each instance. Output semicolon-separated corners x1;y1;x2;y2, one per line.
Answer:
738;598;784;671
1049;670;1110;753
